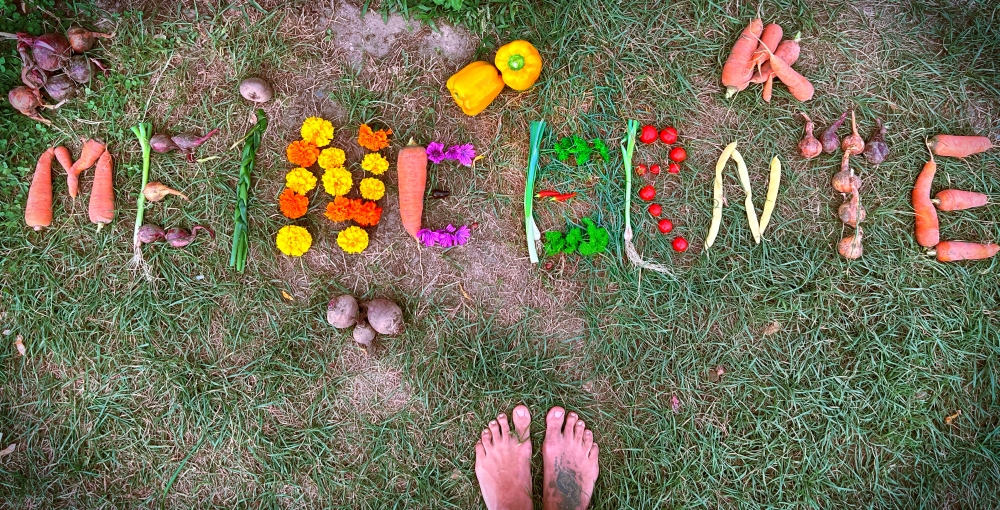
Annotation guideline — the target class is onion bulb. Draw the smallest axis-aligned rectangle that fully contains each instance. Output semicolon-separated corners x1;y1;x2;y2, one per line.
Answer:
798;113;822;159
831;152;861;193
66;26;112;53
31;33;72;72
143;181;189;202
137;224;166;244
838;228;863;260
7;86;51;125
838;189;866;228
64;55;92;84
44;73;76;102
841;110;865;155
165;225;214;247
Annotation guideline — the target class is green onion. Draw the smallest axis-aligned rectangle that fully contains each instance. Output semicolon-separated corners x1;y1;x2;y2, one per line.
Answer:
129;122;153;278
621;119;672;275
230;110;268;273
524;120;546;264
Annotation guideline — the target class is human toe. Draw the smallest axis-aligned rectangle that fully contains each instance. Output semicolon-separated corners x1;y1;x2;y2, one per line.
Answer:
497;413;511;436
489;419;502;439
475;440;486;459
574;419;586;440
546;406;565;436
513;405;531;441
563;412;579;435
482;428;493;446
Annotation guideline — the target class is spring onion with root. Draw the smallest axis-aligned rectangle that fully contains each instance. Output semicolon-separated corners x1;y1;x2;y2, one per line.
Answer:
129;122;154;280
758;156;781;234
705;142;737;249
622;119;671;274
230;109;268;272
524;120;545;263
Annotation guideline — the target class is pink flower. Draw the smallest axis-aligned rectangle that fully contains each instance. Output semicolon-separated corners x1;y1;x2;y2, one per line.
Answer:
426;142;447;164
445;144;476;166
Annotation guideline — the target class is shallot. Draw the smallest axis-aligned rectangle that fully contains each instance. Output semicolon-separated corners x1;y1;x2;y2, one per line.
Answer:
8;86;50;125
44;73;76;101
831;152;861;193
64;55;92;84
66;26;112;53
30;33;72;72
143;182;189;202
137;224;166;244
797;113;822;159
165;225;214;247
821;111;847;154
841;111;865;155
863;118;889;165
838;228;863;260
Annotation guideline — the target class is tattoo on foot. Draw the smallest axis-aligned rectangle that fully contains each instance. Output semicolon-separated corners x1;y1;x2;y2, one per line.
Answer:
552;459;581;510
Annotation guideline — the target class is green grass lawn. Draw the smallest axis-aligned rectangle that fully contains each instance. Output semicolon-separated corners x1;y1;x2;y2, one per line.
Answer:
2;0;999;508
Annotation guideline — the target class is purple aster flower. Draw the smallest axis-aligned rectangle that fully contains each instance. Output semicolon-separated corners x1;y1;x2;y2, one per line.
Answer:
453;225;471;246
445;143;476;166
417;228;438;247
426;141;447;164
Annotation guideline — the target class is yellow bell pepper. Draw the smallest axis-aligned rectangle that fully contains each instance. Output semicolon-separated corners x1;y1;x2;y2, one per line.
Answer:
446;61;505;116
495;40;542;91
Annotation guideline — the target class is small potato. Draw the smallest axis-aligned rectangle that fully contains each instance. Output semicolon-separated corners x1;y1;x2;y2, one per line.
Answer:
353;320;377;348
239;77;273;103
364;299;404;335
327;295;359;329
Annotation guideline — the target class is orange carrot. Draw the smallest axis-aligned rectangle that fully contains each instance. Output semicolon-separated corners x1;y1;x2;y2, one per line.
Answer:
754;37;813;101
929;135;992;158
88;150;114;229
933;190;988;211
750;23;783;68
722;18;763;98
751;35;801;83
931;241;1000;262
913;142;939;247
68;138;106;198
396;139;427;239
25;148;55;231
54;146;73;174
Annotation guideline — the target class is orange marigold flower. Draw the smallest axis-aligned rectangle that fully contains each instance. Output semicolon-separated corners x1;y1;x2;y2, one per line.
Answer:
354;200;383;226
287;140;319;167
358;123;392;152
279;188;309;219
325;196;360;223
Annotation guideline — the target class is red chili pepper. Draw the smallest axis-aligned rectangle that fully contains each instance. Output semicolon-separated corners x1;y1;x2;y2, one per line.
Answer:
536;190;562;198
552;192;577;202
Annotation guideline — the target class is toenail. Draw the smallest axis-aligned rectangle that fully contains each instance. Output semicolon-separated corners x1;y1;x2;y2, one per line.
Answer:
516;408;527;417
569;412;577;418
490;421;497;426
554;409;563;418
498;414;506;419
578;421;585;427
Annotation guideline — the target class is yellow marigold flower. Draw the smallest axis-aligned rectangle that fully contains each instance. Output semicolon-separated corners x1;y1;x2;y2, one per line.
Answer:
301;117;334;147
358;123;392;151
285;167;317;195
359;177;385;201
287;140;319;167
322;167;353;197
361;153;389;175
317;147;346;170
337;226;369;254
276;225;312;257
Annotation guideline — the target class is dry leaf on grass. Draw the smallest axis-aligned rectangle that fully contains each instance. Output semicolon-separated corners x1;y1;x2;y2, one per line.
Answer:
945;410;962;425
0;443;15;458
763;322;781;336
14;335;25;357
281;290;295;302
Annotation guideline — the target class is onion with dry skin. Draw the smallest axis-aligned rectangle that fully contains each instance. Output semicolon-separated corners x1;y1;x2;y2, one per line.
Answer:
16;40;47;89
143;181;189;202
838;228;863;259
44;73;76;101
863;118;889;164
821;111;848;154
30;33;72;72
165;225;214;248
64;55;92;84
841;111;865;155
150;134;179;153
798;113;822;159
8;86;50;124
832;152;861;193
66;26;112;53
838;189;866;227
137;224;166;244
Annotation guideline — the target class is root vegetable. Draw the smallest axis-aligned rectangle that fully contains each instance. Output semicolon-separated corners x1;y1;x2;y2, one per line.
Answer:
832;152;861;193
722;18;764;98
64;55;92;84
66;26;112;53
841;111;864;155
798;113;822;159
150;134;179;153
68;139;106;199
165;225;213;247
171;129;219;150
137;224;166;244
143;181;189;202
8;86;50;124
364;299;404;335
838;228;863;259
88;150;114;229
53;146;73;174
24;148;54;231
750;24;783;68
930;241;1000;262
31;33;72;72
239;77;273;103
327;295;359;329
821;111;848;154
929;135;992;158
44;73;76;101
397;138;428;240
933;190;988;211
17;40;48;89
352;320;377;348
753;35;813;101
838;189;866;227
863;118;888;164
913;142;939;247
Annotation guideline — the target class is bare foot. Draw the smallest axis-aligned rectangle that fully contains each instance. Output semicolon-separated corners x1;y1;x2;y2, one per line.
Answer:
475;405;533;510
542;407;599;510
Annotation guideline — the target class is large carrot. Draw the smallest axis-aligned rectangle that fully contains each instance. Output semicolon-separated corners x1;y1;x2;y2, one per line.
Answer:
67;139;106;198
754;37;813;101
54;146;73;174
751;34;801;83
750;23;783;68
88;150;114;229
25;148;55;231
931;241;1000;262
913;142;939;247
933;190;988;211
722;18;763;98
397;139;427;239
929;135;992;158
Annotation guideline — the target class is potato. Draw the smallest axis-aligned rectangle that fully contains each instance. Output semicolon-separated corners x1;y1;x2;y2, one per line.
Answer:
327;295;359;329
363;299;404;335
239;77;273;103
352;319;377;348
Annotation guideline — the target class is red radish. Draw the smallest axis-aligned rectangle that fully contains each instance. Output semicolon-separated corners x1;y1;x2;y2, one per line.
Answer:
659;126;678;144
668;162;680;174
650;163;661;175
648;204;662;217
640;125;658;144
658;218;674;233
669;147;687;162
639;185;656;201
636;164;647;176
672;237;688;252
